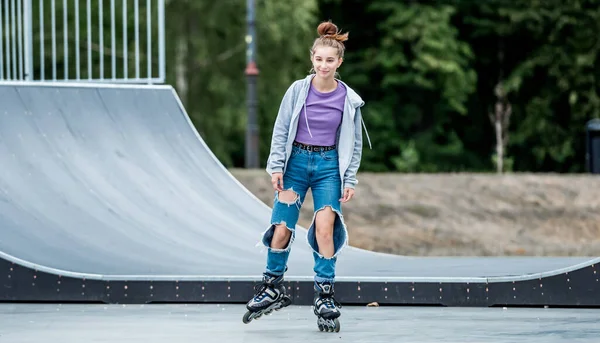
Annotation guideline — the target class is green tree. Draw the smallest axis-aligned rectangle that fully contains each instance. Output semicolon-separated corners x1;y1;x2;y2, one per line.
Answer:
460;0;600;172
164;0;318;167
320;0;478;172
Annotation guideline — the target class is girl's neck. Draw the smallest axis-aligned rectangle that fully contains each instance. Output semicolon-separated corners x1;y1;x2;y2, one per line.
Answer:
312;75;338;93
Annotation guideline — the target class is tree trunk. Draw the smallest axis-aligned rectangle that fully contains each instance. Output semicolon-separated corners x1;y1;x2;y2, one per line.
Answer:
490;37;511;174
495;115;503;173
490;85;512;174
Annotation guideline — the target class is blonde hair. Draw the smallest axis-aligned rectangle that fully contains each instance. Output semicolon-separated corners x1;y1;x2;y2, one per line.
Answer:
310;21;348;76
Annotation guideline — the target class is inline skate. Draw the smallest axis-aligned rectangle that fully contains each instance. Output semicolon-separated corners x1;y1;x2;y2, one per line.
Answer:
313;281;342;332
242;272;292;324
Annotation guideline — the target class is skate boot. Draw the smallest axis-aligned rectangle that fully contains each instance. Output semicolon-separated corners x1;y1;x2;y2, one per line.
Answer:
313;281;342;332
242;272;292;324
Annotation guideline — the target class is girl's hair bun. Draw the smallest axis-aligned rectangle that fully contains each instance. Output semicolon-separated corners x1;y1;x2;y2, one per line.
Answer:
317;21;348;42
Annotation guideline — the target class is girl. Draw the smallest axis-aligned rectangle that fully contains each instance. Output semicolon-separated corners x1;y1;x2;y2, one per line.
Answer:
243;20;369;332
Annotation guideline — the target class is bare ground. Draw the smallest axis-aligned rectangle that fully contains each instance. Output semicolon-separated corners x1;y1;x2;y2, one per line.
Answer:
229;169;600;257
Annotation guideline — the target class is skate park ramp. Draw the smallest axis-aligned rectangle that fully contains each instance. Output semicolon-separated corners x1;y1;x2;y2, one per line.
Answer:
1;82;599;307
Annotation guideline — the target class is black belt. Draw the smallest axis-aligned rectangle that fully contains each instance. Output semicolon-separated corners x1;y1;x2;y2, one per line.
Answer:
293;141;336;152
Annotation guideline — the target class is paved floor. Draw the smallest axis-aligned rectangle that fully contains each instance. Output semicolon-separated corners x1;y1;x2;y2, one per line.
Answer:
0;303;598;342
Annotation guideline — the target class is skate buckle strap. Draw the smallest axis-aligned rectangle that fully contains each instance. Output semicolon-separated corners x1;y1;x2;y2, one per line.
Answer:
321;283;332;293
316;295;342;309
253;283;270;301
331;297;341;308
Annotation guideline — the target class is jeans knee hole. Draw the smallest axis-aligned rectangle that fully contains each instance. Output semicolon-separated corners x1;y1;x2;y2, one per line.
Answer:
277;189;299;204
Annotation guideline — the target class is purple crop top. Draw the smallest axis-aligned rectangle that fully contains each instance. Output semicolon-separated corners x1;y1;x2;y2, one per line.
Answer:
294;81;346;147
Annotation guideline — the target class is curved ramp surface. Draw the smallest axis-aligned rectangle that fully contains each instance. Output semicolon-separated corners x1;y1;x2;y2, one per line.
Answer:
0;83;598;307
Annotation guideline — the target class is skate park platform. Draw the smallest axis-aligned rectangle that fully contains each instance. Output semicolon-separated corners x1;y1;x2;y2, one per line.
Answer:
1;82;599;308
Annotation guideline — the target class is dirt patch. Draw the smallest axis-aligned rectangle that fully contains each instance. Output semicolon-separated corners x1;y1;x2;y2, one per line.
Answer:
229;169;600;256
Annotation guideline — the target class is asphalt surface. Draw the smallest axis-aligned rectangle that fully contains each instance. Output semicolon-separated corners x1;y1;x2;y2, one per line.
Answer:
1;303;599;342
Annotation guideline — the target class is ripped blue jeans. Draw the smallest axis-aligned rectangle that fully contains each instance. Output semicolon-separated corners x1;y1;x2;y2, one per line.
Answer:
261;144;348;284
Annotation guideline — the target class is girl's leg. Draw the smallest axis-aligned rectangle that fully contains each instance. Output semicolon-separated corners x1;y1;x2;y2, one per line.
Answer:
245;147;309;314
260;148;309;276
314;206;336;257
308;148;346;320
308;149;347;283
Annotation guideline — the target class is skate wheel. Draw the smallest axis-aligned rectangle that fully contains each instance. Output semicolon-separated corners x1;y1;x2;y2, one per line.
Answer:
317;317;340;333
242;311;253;324
243;310;263;323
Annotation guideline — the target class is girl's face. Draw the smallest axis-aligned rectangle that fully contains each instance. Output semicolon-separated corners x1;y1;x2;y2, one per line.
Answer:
311;46;343;80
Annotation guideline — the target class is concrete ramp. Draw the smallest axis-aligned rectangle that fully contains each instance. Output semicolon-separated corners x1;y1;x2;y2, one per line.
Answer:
0;84;280;276
0;83;598;307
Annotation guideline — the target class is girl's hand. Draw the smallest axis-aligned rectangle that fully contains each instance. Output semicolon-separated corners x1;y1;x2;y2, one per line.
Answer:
340;188;355;203
271;172;284;191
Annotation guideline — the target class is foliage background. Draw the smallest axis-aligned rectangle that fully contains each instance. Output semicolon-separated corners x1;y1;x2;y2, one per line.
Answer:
25;0;600;173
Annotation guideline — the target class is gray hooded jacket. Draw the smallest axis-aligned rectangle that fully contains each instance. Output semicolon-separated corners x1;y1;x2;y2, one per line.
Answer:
265;74;371;193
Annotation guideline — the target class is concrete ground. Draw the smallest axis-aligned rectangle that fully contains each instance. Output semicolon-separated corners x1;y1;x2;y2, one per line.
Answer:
0;303;598;342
